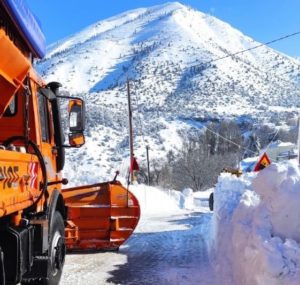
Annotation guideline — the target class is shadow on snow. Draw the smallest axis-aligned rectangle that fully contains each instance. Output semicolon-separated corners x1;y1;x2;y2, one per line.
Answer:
106;212;214;285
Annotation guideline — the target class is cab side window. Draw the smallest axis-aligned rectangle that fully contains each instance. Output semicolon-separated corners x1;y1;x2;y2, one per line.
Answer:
38;93;50;142
3;95;17;117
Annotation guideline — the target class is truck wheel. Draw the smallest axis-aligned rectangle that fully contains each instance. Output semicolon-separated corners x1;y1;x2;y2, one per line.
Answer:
47;211;66;285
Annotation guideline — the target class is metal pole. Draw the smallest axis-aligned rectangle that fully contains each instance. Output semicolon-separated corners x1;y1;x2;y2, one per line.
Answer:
146;145;150;186
127;78;134;182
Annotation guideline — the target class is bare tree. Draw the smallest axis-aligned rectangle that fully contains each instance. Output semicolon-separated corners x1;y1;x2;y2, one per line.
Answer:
159;122;243;191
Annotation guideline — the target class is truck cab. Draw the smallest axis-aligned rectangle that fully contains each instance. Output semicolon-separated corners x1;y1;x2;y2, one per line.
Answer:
0;1;140;284
0;7;84;282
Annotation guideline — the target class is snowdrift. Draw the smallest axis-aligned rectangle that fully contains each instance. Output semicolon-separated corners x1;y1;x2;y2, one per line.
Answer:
212;161;300;285
129;184;196;215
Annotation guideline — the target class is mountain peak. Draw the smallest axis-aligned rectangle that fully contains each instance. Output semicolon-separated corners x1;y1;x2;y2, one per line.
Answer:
38;1;300;102
37;2;300;181
154;1;186;10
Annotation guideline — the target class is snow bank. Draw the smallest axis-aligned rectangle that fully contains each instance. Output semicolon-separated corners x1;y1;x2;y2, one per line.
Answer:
129;184;195;215
128;184;213;215
181;188;194;210
212;161;300;285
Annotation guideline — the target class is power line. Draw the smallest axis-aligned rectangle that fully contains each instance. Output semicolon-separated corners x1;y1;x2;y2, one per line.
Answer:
188;30;300;71
263;129;280;157
130;79;257;155
125;30;300;157
129;30;300;83
192;120;257;155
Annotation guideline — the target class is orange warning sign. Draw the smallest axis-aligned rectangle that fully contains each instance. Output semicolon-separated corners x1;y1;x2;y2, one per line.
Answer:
254;153;271;172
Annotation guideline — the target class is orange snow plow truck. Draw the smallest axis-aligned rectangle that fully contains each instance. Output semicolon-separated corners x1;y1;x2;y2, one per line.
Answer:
0;1;140;284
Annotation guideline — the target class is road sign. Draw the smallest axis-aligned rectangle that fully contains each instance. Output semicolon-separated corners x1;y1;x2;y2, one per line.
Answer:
254;153;271;172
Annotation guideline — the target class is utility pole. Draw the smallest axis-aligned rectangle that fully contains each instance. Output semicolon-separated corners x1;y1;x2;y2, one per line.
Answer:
127;78;134;182
146;145;150;186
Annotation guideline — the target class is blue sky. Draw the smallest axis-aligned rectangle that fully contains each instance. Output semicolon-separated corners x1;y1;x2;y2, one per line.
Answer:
26;0;300;57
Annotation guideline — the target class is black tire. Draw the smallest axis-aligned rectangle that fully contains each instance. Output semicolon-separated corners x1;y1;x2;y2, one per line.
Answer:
20;212;65;285
47;211;66;285
209;193;214;211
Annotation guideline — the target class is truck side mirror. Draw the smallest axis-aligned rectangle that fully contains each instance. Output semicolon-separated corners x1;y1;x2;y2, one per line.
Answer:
68;99;85;132
68;99;85;147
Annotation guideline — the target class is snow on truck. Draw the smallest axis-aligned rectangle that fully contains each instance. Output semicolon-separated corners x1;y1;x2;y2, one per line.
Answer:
0;1;140;284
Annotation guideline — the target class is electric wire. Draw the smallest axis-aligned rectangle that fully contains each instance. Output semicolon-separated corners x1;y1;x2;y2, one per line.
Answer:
128;30;300;83
261;129;280;160
191;120;257;155
186;30;300;72
126;30;300;159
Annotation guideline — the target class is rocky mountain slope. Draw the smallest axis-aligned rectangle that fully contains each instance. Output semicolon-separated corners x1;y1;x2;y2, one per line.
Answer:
36;2;300;184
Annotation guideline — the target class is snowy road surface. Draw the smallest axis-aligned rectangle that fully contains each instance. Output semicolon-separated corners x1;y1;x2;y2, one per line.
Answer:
61;211;215;285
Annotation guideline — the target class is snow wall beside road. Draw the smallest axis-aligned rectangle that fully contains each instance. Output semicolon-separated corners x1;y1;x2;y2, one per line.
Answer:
212;161;300;285
129;184;196;214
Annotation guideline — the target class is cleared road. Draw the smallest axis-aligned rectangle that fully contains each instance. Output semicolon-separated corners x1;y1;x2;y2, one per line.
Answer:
61;211;215;285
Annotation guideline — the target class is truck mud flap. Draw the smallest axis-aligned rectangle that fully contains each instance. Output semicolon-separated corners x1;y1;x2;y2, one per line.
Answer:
62;181;140;252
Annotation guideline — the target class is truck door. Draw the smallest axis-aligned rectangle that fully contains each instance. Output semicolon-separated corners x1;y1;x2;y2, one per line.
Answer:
37;90;59;185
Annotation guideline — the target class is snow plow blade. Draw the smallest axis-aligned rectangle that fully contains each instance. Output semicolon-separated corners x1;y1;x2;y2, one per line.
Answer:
62;181;140;252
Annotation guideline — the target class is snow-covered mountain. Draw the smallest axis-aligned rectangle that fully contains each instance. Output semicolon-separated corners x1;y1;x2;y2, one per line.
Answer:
36;2;300;184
